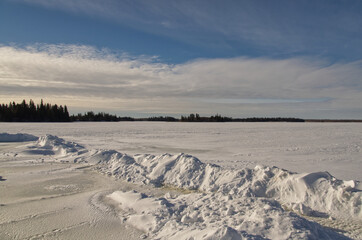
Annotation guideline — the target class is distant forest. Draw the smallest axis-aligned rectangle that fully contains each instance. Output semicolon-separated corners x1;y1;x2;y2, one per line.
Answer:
3;99;359;122
180;114;305;122
70;111;134;122
69;111;305;122
0;100;70;122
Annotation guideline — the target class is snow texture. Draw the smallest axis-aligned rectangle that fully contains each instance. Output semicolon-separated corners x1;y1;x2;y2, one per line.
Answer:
108;190;349;240
16;134;361;239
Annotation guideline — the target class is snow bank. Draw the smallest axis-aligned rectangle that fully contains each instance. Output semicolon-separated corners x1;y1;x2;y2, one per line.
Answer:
108;190;349;240
0;133;38;142
94;151;361;220
9;134;360;238
267;170;362;219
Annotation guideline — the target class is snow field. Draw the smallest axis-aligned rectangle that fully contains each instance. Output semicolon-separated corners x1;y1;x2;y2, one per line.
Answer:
2;133;360;239
2;122;361;181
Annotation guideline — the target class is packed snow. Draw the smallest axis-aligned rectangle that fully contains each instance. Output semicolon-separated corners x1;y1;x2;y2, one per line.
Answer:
1;131;360;239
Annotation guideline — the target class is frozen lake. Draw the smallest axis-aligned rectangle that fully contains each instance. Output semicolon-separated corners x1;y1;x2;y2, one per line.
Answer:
2;122;361;181
1;122;361;239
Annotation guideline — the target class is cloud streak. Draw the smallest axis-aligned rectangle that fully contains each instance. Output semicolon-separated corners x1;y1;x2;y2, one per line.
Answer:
14;0;362;59
0;44;361;118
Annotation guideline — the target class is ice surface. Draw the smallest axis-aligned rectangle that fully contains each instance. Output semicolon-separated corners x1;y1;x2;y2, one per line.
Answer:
8;133;360;239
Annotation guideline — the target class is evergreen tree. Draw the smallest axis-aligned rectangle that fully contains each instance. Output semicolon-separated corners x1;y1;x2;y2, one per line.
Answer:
0;99;71;122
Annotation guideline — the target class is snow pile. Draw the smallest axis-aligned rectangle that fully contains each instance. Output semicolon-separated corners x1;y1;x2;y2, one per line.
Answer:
90;150;148;182
7;134;360;238
26;134;87;158
267;170;362;219
94;151;361;220
0;133;38;142
108;190;349;240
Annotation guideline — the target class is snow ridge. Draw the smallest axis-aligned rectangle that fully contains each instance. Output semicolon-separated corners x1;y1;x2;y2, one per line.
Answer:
91;150;361;220
108;190;350;240
15;134;361;239
25;135;360;220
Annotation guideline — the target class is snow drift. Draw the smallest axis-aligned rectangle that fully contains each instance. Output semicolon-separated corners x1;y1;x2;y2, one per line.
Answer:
12;134;361;239
25;134;87;158
91;151;361;220
0;133;38;142
108;190;350;240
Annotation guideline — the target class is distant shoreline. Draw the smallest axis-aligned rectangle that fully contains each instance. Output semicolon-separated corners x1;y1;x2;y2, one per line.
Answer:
1;119;362;123
304;119;362;123
2;100;361;123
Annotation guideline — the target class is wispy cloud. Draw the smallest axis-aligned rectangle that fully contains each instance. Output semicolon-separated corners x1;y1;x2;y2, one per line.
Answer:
13;0;362;59
0;44;361;117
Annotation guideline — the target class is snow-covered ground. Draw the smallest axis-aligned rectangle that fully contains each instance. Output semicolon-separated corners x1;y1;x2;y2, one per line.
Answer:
0;122;361;239
2;122;361;181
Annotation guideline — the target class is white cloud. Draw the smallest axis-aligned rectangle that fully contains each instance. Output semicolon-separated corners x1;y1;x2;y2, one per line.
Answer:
0;44;361;118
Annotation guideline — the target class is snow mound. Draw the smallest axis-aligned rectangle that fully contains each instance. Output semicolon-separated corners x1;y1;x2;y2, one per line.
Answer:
95;151;361;220
108;190;350;240
26;134;87;158
91;150;148;182
267;169;362;219
0;133;38;142
13;135;360;238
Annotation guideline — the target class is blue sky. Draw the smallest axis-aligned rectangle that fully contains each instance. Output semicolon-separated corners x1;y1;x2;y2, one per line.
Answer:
0;0;362;118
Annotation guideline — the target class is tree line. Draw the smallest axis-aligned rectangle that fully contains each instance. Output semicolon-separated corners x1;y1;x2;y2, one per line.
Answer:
0;100;305;122
180;114;304;122
64;112;305;122
0;100;70;122
70;111;134;122
181;113;232;122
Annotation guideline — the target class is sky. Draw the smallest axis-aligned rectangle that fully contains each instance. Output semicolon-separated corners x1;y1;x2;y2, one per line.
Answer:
0;0;362;118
